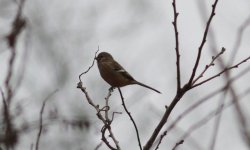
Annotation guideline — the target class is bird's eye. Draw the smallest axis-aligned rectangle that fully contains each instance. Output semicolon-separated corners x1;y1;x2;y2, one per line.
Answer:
96;55;103;61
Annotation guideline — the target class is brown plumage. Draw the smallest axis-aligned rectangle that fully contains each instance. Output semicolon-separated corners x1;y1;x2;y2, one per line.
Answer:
96;52;161;94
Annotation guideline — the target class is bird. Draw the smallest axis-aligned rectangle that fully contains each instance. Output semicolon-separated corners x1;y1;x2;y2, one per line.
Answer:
95;52;161;93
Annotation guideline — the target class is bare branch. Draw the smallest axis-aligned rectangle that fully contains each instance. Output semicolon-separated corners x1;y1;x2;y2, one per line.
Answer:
172;140;184;150
1;88;18;149
192;56;250;88
6;0;26;48
35;90;58;150
78;48;99;82
166;66;250;133
154;131;167;150
172;0;181;91
192;47;225;85
5;0;26;105
77;82;120;149
118;88;142;150
95;141;103;150
188;0;219;84
144;1;221;149
197;2;250;147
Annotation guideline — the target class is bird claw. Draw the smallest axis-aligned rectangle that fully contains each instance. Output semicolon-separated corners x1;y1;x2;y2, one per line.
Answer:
109;87;115;92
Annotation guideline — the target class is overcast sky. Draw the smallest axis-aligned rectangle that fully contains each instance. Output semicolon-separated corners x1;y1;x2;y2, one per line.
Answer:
0;0;250;150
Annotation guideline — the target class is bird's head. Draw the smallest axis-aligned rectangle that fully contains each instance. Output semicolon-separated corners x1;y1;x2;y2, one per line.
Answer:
96;52;114;62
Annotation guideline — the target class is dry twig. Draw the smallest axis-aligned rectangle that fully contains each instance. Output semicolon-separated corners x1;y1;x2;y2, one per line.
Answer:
77;50;120;149
118;88;142;150
35;90;58;150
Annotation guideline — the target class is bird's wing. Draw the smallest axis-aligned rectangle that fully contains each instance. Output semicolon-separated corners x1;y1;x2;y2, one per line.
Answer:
112;61;135;81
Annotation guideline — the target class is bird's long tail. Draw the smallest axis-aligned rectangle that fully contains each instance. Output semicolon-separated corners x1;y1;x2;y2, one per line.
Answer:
134;81;161;94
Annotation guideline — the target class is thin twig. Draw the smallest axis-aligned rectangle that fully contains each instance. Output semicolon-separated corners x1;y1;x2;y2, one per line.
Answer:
78;48;99;82
143;1;220;149
172;140;184;150
5;0;26;105
118;88;142;150
154;131;167;150
197;2;250;147
104;89;113;121
111;112;122;122
77;82;120;149
192;56;250;88
172;0;181;91
166;65;250;133
35;90;58;150
77;62;121;150
188;0;219;85
101;126;117;150
95;141;103;150
192;47;225;85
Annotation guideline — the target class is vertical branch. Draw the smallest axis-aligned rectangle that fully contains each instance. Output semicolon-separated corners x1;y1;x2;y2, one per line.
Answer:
172;0;181;91
35;90;57;150
1;88;18;150
118;88;142;150
188;0;219;85
0;0;26;149
144;1;220;149
5;0;26;105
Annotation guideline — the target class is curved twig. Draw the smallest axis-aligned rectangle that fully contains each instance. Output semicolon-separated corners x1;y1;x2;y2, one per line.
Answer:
35;90;58;150
78;47;99;82
118;88;142;150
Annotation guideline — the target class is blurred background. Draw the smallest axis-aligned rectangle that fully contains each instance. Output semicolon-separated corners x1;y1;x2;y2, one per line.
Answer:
0;0;250;149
